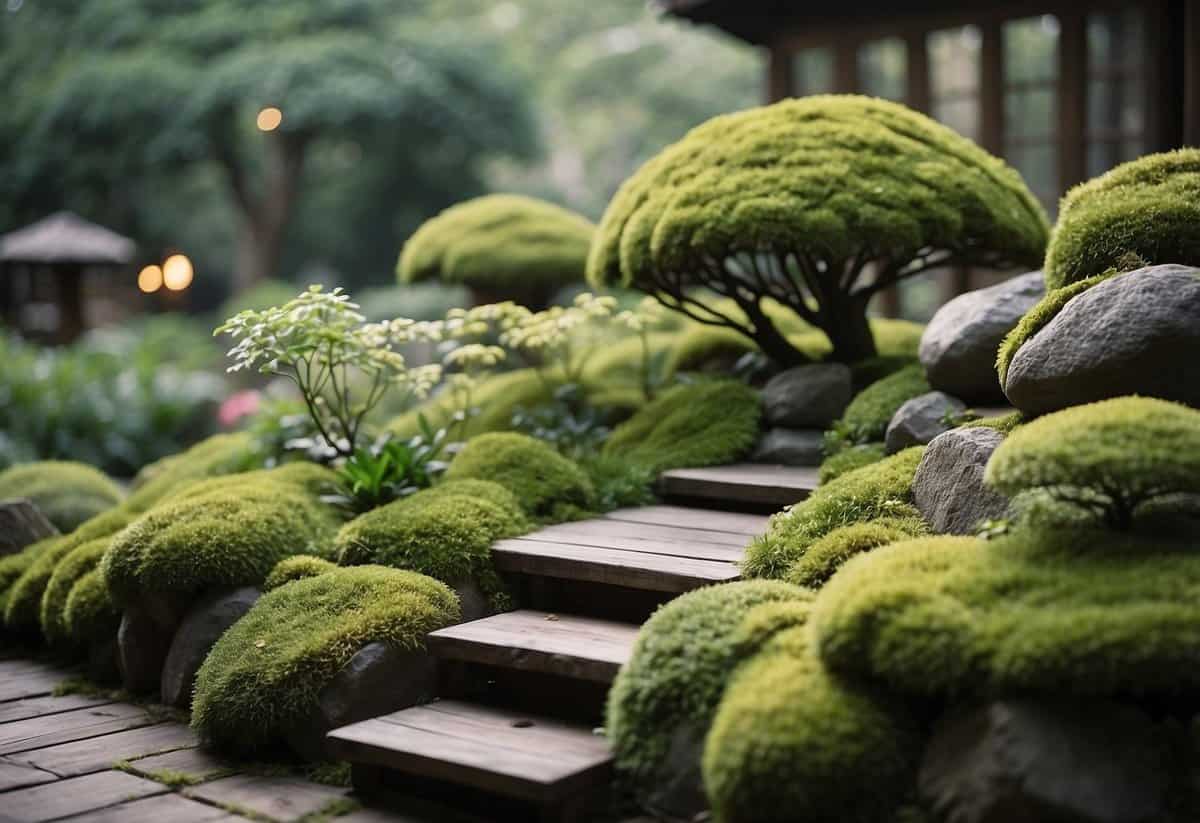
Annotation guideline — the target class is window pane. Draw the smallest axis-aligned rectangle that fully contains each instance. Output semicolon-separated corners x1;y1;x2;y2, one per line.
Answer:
859;37;906;101
792;47;834;96
1087;136;1147;178
1088;7;1145;72
1004;16;1060;83
1087;77;1145;135
929;26;981;95
1005;88;1056;139
1006;143;1058;211
932;98;980;141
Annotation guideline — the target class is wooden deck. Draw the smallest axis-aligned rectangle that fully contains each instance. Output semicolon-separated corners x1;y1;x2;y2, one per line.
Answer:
657;463;818;508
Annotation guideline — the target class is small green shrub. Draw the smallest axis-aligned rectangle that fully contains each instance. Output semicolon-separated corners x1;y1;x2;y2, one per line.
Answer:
41;537;113;646
818;443;886;485
825;364;930;454
605;581;810;800
192;565;459;752
743;448;926;580
604;380;761;474
0;461;124;533
1044;148;1200;289
444;432;594;519
62;568;121;646
263;556;338;591
985;397;1200;530
784;516;928;589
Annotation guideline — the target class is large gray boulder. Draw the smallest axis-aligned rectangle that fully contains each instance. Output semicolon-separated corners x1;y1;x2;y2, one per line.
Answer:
1004;265;1200;416
884;391;966;454
920;271;1044;404
913;428;1009;535
761;363;853;428
919;699;1171;823
161;586;261;708
0;499;58;556
752;428;825;466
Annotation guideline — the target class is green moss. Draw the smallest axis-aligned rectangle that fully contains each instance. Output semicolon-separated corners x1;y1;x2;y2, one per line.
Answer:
815;525;1200;699
958;411;1025;435
40;537;113;646
127;432;259;513
263;556;338;591
62;568;121;646
825;364;930;453
103;467;341;607
444;432;594;519
0;461;124;533
703;603;921;823
0;541;47;616
191;565;459;752
605;581;810;798
604;380;761;474
784;516;928;589
1044;148;1200;289
818;443;886;485
398;193;594;294
418;479;526;522
578;454;657;512
743;447;926;581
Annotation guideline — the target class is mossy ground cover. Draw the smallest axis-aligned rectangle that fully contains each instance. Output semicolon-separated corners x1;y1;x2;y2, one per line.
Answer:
824;363;930;454
61;568;121;646
784;516;927;589
0;460;124;533
40;537;113;646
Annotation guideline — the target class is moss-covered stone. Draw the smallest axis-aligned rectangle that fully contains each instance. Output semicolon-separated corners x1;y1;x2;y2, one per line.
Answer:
743;447;926;580
191;565;459;752
263;556;339;592
605;581;810;802
40;537;113;647
957;410;1025;436
126;432;259;513
817;443;886;485
444;432;594;519
0;541;47;616
62;568;121;646
397;194;594;297
825;364;930;453
0;461;124;533
784;516;928;589
416;479;526;522
1044;148;1200;290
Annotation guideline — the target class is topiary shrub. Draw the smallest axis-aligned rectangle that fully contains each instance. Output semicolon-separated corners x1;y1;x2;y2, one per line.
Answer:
985;397;1200;530
784;516;928;589
263;555;338;591
1044;148;1200;290
817;443;887;485
61;568;121;647
605;581;810;810
703;598;922;823
824;363;930;454
603;380;761;474
588;95;1048;366
743;447;926;580
443;432;594;519
0;461;124;533
40;537;113;647
397;193;594;307
191;565;459;753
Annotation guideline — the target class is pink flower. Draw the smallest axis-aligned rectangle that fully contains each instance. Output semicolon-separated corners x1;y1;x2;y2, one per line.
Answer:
219;389;262;428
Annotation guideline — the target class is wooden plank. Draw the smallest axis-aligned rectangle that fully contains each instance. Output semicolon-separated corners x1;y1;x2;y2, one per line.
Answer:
0;769;166;822
657;463;818;508
328;701;611;804
532;520;747;547
515;531;742;564
14;721;197;777
57;792;239;823
185;773;351;822
0;694;112;725
122;746;239;784
0;756;57;791
0;703;152;756
603;505;768;536
428;610;637;683
492;539;739;593
0;667;72;703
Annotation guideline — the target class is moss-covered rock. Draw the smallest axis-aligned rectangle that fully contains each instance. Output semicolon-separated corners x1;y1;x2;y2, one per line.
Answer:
784;516;928;589
817;443;886;485
0;541;48;616
444;432;594;519
126;432;259;513
957;410;1025;436
62;568;121;646
604;380;761;474
0;461;124;533
40;537;113;647
606;581;810;809
743;447;926;580
191;565;459;752
397;194;594;300
263;556;339;591
414;479;526;522
1044;148;1200;289
825;364;930;453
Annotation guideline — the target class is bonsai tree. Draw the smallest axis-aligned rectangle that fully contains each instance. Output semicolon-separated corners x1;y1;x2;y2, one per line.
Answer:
985;396;1200;530
1044;148;1200;289
398;194;595;308
587;95;1049;365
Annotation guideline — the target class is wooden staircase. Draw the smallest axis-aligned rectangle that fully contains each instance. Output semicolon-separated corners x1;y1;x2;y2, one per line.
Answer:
327;466;817;821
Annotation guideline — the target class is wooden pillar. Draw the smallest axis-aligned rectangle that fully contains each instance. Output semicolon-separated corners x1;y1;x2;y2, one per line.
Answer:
767;42;791;102
1186;0;1200;145
1058;9;1087;191
57;265;85;345
979;20;1004;156
905;29;931;115
833;35;858;94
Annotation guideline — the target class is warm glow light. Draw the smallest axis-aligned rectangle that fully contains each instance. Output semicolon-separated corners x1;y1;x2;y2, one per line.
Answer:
138;265;163;293
162;254;194;291
256;106;283;131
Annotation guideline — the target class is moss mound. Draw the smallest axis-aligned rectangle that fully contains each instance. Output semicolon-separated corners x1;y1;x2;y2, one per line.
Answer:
40;537;113;646
0;541;49;616
103;467;340;607
126;432;258;513
958;410;1025;436
62;568;121;646
0;461;124;533
825;364;930;452
264;556;339;591
444;432;594;519
398;193;594;294
817;443;886;485
743;447;926;580
414;479;526;522
191;565;459;752
604;380;761;474
784;516;928;589
1044;148;1200;289
605;581;810;801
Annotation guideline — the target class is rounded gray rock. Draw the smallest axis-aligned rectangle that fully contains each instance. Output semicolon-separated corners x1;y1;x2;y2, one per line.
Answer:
761;363;853;428
914;428;1009;535
920;271;1044;405
751;428;825;466
0;499;58;556
884;391;966;454
1004;265;1200;415
160;586;261;709
117;605;177;693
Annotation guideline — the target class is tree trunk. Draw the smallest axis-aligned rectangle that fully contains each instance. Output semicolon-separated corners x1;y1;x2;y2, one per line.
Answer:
824;295;878;364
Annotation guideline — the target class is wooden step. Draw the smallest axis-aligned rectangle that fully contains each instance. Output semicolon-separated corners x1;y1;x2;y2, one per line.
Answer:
327;700;612;807
428;610;638;684
603;504;770;536
658;463;819;509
